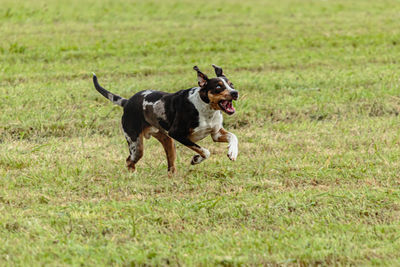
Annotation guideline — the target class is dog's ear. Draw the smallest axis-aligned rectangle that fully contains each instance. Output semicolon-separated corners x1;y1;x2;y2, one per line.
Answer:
212;64;225;77
193;66;209;87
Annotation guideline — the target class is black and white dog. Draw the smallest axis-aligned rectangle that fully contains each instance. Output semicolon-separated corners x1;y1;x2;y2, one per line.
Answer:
92;65;239;174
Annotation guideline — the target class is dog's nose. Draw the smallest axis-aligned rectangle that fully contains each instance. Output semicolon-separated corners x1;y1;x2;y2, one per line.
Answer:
230;90;239;100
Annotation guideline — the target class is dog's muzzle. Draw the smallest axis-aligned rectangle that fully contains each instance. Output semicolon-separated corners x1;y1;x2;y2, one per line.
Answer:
230;90;239;100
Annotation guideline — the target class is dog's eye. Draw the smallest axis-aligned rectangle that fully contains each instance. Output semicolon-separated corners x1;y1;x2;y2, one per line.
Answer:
230;83;234;88
214;85;224;93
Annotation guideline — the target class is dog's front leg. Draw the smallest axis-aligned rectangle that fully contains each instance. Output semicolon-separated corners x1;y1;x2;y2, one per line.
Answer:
211;128;238;161
169;132;210;165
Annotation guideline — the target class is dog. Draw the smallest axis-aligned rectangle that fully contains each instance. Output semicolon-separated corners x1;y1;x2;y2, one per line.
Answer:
92;65;239;174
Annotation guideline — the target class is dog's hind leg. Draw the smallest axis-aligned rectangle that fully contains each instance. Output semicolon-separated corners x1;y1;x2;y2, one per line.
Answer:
152;132;177;175
124;131;144;172
122;107;147;172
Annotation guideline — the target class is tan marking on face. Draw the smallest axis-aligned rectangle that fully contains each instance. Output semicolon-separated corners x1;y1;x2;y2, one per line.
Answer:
207;89;232;110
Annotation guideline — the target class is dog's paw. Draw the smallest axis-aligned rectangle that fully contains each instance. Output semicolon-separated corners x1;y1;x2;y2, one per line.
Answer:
191;155;203;165
167;166;177;177
126;156;136;172
126;162;136;172
190;148;210;165
227;144;238;161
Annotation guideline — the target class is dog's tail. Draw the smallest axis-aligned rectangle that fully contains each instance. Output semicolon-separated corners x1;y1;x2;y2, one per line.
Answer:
92;73;128;107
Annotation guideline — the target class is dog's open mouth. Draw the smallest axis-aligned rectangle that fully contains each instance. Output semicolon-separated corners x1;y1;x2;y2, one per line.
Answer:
218;100;235;115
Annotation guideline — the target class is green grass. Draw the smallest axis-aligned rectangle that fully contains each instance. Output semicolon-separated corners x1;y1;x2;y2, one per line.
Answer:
1;0;400;265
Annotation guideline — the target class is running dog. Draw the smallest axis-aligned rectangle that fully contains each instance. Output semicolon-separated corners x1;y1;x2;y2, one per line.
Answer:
92;65;239;174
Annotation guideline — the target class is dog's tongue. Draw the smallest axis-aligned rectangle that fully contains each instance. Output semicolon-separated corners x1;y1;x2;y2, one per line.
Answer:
222;100;235;114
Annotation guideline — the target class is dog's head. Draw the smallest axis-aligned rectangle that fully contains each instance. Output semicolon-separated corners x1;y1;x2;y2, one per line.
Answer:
193;65;238;115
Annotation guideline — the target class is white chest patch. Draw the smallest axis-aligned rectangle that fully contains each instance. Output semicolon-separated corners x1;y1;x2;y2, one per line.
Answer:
188;88;223;142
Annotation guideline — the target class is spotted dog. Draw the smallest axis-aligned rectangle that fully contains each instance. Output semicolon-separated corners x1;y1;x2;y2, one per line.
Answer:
92;65;239;174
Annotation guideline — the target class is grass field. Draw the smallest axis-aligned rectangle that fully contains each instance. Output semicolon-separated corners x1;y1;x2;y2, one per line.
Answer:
1;0;400;265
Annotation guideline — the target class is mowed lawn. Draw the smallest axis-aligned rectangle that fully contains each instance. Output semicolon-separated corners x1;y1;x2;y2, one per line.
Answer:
1;0;400;265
